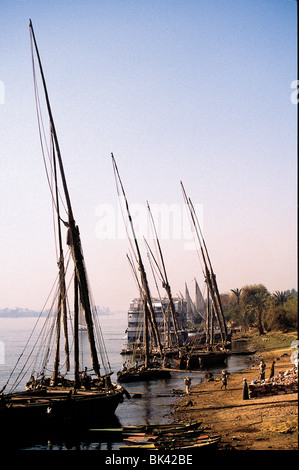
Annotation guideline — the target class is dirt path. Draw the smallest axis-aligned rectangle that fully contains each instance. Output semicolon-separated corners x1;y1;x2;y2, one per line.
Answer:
170;348;298;450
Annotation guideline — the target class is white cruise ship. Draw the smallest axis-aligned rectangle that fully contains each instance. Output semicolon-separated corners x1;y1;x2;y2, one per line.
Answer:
122;297;188;353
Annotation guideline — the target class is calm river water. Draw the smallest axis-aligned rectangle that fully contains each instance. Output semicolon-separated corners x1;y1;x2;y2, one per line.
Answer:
0;314;254;450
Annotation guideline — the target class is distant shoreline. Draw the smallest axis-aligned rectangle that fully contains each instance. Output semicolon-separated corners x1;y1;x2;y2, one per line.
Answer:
0;308;124;318
0;310;46;318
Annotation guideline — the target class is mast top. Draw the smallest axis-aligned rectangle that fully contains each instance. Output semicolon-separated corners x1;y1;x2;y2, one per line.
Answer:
29;19;75;225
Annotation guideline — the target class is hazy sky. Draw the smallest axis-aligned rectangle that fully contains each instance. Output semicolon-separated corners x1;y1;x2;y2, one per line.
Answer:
0;0;297;312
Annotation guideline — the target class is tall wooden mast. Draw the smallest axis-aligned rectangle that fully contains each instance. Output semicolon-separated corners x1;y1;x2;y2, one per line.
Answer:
189;198;228;340
127;254;150;368
181;182;227;346
112;154;163;357
29;20;101;376
51;137;70;384
146;202;180;345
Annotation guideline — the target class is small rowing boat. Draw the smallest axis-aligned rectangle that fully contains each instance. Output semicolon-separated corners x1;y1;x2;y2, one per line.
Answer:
89;420;202;436
123;420;202;434
119;436;221;451
123;429;205;444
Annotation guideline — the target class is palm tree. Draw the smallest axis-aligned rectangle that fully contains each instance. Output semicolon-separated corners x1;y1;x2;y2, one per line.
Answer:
231;288;242;305
247;292;270;335
273;291;290;306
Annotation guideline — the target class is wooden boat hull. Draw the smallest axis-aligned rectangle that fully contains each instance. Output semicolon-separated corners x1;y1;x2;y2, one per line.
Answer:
197;351;227;366
123;429;205;445
88;421;202;439
1;385;124;431
119;436;221;450
122;420;202;435
165;436;221;451
117;368;171;383
178;351;227;369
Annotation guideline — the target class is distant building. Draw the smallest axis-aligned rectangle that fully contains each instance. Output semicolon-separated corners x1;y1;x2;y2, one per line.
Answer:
126;297;187;347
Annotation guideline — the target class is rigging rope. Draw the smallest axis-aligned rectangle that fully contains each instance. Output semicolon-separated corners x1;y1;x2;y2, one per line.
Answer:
5;249;75;393
126;254;145;365
181;185;205;279
112;156;138;265
147;203;165;283
5;273;60;393
147;251;168;344
30;30;68;220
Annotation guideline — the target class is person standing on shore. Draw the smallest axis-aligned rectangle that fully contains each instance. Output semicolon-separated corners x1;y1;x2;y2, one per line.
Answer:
242;377;249;400
184;376;191;395
220;370;229;390
258;359;266;380
269;360;275;378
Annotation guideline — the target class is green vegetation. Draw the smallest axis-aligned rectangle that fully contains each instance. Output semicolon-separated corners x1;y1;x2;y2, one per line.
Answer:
221;285;298;335
233;330;297;352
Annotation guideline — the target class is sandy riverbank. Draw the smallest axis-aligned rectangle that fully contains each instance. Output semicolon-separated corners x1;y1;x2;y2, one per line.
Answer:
170;340;298;451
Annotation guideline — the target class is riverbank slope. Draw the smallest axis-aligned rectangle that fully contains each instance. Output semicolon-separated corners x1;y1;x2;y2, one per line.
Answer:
171;331;298;450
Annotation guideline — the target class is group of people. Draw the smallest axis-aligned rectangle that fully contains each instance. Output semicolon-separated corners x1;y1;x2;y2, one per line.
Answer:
183;359;276;400
242;358;276;400
183;369;229;395
258;359;276;380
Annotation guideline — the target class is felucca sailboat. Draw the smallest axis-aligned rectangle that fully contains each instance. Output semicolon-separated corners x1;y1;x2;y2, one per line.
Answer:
180;182;230;368
0;21;125;430
112;155;171;382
